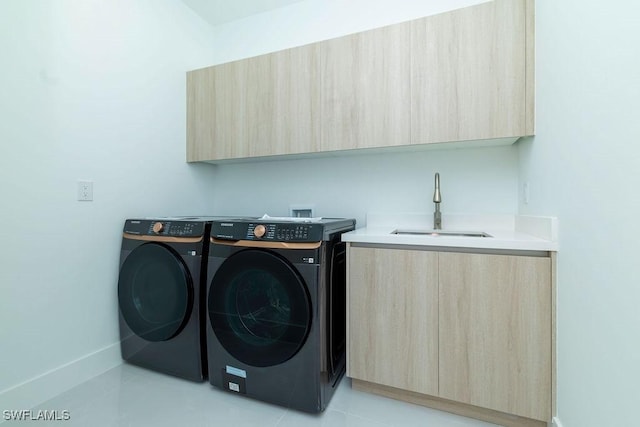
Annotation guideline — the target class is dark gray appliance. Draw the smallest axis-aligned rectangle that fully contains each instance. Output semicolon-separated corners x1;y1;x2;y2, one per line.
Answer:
206;217;355;412
117;217;214;381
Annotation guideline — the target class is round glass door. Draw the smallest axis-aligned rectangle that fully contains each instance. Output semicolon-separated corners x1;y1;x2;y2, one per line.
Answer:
118;243;193;342
208;249;311;367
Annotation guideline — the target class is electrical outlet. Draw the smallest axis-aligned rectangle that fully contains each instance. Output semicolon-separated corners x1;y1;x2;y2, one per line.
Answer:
77;180;93;201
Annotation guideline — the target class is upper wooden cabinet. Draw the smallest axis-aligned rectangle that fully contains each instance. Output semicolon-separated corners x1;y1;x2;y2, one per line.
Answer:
320;24;411;152
187;45;321;161
411;0;534;144
186;0;534;162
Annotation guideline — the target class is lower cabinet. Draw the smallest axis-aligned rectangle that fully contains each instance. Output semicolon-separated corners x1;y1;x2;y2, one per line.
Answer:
347;247;438;396
347;245;553;425
438;252;551;421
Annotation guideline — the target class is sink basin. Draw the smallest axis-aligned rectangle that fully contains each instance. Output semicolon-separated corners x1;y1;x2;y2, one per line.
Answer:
391;229;492;238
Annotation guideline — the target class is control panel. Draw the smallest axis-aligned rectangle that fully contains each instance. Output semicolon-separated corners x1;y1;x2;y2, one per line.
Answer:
212;221;323;242
246;223;312;241
123;219;207;237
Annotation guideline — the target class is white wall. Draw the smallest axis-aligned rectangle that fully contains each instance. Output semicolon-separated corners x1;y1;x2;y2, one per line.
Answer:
210;146;519;226
0;0;217;409
519;1;640;426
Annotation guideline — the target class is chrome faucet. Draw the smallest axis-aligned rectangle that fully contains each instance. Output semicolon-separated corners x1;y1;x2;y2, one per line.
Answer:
433;173;442;230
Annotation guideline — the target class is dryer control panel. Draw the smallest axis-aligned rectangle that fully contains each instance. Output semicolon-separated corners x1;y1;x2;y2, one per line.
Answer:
123;219;207;237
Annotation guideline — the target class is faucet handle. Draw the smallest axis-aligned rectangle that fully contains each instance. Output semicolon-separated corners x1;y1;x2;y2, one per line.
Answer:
433;173;441;203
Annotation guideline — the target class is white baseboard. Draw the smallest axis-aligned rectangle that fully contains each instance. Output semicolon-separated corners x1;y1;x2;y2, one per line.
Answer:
0;343;122;411
552;416;564;427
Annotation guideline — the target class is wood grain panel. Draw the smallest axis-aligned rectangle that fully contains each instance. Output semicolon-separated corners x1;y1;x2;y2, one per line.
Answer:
347;246;438;395
438;252;551;421
525;0;535;135
186;61;250;161
186;45;320;161
320;23;411;151
411;0;530;144
245;46;321;157
186;66;217;162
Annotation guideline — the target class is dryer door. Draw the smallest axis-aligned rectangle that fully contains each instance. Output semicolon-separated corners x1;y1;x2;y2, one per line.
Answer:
118;242;193;342
208;249;311;367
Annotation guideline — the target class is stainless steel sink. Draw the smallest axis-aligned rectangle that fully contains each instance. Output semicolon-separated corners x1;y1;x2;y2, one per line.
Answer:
391;230;492;238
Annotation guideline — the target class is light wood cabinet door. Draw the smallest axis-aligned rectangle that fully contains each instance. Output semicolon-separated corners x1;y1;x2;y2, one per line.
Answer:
347;246;438;396
411;0;534;144
438;252;551;421
262;46;321;156
187;64;230;161
320;23;411;151
186;45;320;161
187;61;249;161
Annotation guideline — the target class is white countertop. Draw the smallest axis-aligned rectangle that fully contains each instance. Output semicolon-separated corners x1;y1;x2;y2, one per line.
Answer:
341;213;558;252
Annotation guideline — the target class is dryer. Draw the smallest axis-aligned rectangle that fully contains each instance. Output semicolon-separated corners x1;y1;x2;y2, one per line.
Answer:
205;217;355;412
117;217;213;381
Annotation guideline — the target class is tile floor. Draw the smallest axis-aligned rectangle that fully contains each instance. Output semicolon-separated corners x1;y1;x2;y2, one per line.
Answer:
3;364;500;426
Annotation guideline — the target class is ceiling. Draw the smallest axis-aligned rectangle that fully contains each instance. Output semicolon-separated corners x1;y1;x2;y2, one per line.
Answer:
180;0;305;26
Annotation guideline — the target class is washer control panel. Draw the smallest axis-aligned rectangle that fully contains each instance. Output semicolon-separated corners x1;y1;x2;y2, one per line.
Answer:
246;223;313;241
212;221;322;242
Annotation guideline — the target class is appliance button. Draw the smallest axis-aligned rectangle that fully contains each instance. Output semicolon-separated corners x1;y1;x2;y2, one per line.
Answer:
254;224;266;238
152;222;164;234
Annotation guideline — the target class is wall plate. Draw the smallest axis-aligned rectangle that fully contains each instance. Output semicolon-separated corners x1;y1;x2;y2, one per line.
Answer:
77;180;93;201
290;205;314;218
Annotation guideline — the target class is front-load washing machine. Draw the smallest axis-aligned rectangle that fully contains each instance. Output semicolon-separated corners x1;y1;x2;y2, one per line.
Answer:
205;217;355;412
117;217;214;381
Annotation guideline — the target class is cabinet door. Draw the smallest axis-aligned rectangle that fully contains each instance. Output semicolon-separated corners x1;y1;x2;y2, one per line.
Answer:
187;61;252;161
347;246;438;395
187;65;233;161
411;0;533;144
439;252;551;421
320;23;411;151
186;46;320;161
257;46;321;157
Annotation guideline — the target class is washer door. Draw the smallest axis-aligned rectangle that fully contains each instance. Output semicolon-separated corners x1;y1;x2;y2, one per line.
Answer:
208;249;311;367
118;242;193;342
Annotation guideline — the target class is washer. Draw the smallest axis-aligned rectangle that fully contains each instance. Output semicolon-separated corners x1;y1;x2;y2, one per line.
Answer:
117;217;214;381
206;217;355;412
